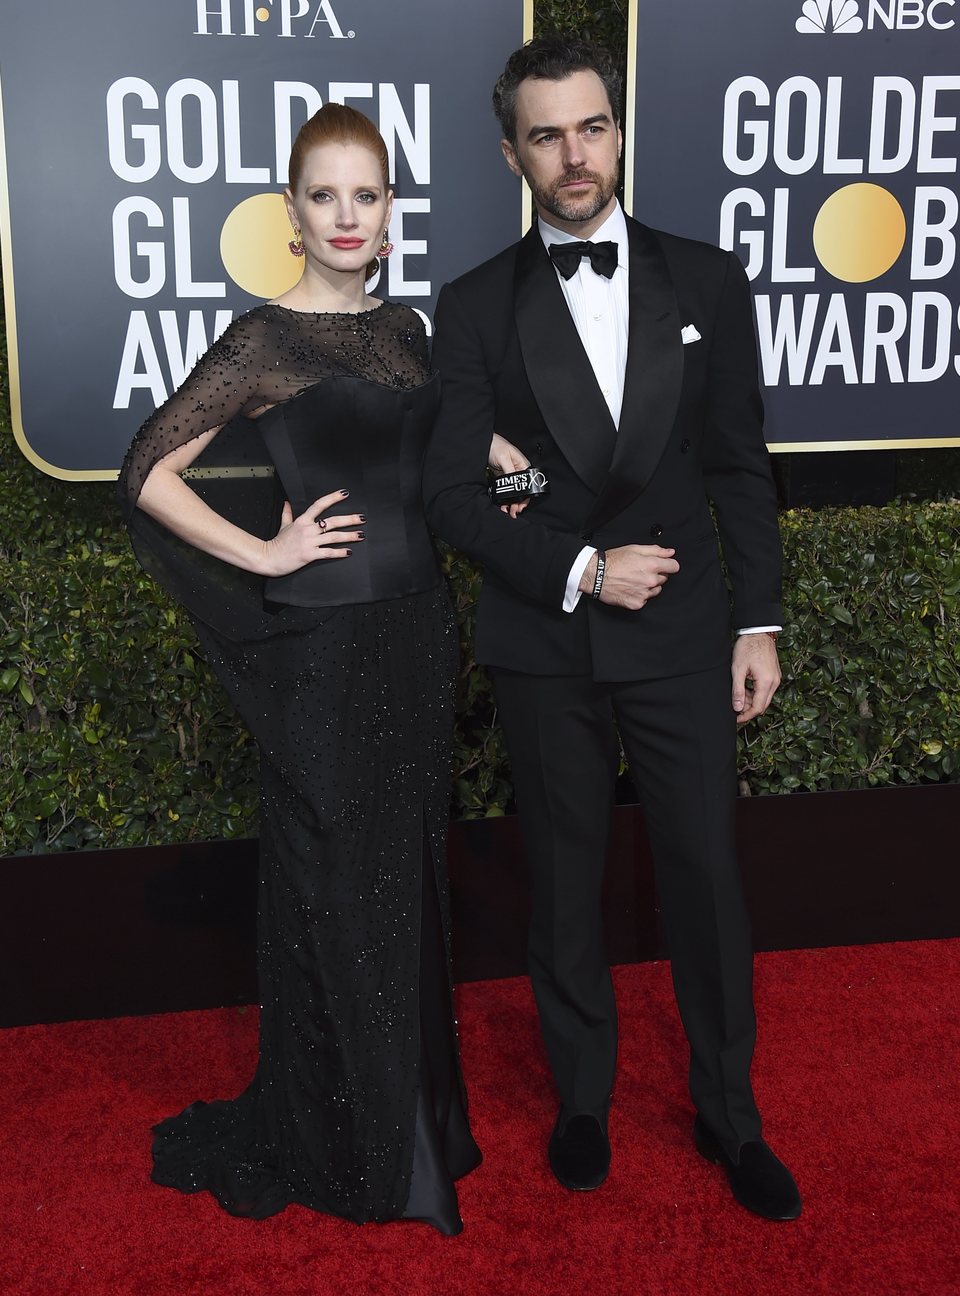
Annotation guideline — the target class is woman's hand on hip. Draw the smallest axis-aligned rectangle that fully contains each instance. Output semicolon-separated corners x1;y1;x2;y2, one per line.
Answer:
261;491;365;576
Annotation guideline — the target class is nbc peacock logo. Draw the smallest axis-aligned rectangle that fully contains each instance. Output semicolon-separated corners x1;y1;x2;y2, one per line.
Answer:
796;0;864;32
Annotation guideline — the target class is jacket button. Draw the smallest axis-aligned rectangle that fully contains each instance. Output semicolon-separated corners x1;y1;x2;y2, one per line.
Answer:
680;439;691;453
650;524;663;539
581;531;593;542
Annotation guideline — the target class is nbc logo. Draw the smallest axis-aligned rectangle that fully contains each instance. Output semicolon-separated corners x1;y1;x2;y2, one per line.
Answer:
796;0;956;29
796;0;864;32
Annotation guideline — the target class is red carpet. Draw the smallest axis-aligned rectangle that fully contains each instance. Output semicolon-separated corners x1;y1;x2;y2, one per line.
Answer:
2;940;958;1296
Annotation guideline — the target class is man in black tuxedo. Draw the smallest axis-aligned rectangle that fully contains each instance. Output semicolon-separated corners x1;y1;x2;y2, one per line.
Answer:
423;36;800;1221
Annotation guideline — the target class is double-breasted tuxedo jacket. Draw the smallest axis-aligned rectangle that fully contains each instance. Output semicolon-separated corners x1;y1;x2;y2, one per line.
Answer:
423;213;783;1146
423;215;782;676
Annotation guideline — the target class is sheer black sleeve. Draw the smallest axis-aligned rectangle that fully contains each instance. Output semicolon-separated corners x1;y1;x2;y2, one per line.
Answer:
117;312;278;519
116;311;284;639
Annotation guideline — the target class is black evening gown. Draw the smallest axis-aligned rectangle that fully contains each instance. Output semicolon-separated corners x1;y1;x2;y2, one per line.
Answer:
118;301;480;1234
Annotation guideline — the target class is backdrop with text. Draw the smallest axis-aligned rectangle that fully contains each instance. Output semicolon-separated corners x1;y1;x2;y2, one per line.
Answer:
0;0;529;478
628;0;960;451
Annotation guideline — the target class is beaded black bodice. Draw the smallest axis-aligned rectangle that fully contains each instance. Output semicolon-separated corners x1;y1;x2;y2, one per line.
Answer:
120;301;433;499
118;301;439;633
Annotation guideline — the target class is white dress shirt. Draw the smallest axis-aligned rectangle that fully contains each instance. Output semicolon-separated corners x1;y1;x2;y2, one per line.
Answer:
539;204;779;635
538;204;630;428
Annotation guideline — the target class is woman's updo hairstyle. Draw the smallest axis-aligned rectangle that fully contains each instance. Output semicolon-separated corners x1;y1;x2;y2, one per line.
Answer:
288;103;391;280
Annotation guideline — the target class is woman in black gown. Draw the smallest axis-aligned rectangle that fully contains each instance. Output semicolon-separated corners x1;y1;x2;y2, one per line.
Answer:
118;105;482;1235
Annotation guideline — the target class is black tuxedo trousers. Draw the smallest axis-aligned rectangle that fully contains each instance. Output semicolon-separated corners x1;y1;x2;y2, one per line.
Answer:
492;665;761;1153
424;217;782;1157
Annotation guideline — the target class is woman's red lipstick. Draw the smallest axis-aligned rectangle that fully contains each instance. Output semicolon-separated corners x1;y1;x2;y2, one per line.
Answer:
329;237;365;248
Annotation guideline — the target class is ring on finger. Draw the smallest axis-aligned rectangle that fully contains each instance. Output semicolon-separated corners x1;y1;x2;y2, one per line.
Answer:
317;518;327;531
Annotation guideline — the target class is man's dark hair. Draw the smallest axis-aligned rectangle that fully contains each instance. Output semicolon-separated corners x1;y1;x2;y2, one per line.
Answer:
492;34;622;147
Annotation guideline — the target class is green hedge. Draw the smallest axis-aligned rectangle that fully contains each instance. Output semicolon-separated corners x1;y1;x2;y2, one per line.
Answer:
741;503;960;794
3;0;959;852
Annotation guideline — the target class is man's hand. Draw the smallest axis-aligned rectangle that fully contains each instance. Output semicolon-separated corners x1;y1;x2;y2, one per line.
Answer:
488;432;529;476
731;633;781;725
488;433;532;518
579;545;680;609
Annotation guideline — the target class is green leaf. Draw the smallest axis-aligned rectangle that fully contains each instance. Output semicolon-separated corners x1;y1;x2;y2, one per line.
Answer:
827;605;854;626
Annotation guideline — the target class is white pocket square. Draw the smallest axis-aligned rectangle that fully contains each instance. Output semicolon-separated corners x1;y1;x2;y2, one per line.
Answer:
681;324;702;345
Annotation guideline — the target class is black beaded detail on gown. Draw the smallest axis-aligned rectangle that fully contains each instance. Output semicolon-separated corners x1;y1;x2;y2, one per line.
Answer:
118;303;480;1230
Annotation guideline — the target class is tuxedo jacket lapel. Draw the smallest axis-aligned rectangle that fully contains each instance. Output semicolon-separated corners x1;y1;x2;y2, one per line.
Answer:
514;228;617;495
584;219;684;530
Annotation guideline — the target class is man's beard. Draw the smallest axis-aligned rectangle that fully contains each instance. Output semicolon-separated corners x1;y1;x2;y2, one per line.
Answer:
526;165;619;225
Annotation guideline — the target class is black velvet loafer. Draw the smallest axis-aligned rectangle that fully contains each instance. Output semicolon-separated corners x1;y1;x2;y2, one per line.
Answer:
694;1116;802;1221
548;1112;611;1191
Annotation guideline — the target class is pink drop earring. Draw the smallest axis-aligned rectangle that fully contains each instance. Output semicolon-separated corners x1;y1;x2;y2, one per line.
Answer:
377;230;393;259
288;227;304;258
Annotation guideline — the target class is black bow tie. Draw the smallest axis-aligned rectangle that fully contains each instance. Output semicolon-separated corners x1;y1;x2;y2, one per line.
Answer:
548;239;618;280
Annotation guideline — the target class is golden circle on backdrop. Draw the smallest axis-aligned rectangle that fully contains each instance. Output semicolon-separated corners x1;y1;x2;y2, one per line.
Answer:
813;183;906;284
256;7;270;21
220;193;303;299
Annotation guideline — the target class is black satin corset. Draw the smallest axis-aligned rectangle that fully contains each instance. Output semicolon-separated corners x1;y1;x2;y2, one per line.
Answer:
256;374;441;607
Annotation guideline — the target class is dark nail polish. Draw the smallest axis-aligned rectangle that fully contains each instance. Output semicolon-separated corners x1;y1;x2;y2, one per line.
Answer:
345;548;352;556
357;531;365;540
358;514;366;522
340;489;350;497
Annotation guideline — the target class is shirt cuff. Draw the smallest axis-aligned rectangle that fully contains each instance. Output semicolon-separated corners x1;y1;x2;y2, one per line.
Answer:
563;546;597;612
737;626;783;635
